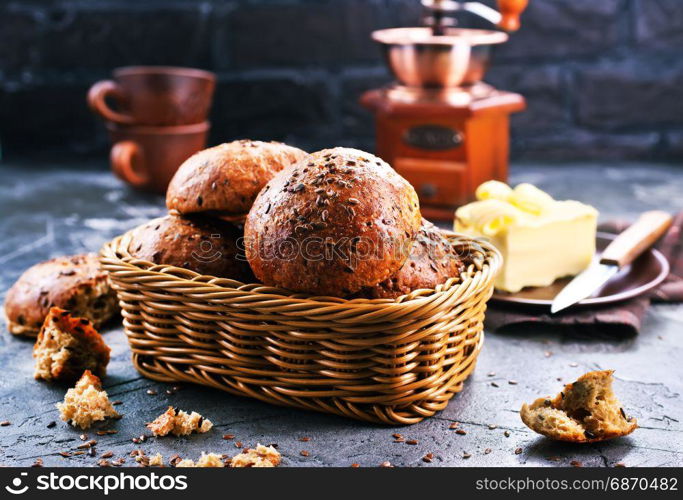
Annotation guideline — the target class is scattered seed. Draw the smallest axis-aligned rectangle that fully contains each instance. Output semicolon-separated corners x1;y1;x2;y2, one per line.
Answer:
570;460;583;467
96;430;118;436
32;458;44;467
569;362;578;367
98;459;111;467
394;437;405;443
547;456;562;462
491;382;499;388
146;389;157;395
455;429;467;435
379;461;392;468
514;448;523;455
422;453;433;463
484;448;492;455
488;424;497;430
544;351;553;358
112;401;123;406
59;451;72;457
235;441;243;448
504;431;511;438
508;380;518;385
487;372;496;377
392;433;403;439
223;434;235;440
300;450;310;457
351;463;360;468
406;439;418;445
615;462;626;467
71;451;85;456
0;421;10;426
463;452;471;459
101;451;114;459
449;422;459;429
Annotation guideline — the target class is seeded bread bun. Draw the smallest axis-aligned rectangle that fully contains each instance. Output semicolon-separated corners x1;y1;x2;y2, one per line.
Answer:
34;307;111;382
166;140;308;218
354;219;465;299
244;147;421;296
520;370;637;443
127;214;254;281
4;254;118;337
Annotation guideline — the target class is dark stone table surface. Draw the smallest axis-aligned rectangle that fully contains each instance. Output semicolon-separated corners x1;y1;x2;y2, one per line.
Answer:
0;161;681;468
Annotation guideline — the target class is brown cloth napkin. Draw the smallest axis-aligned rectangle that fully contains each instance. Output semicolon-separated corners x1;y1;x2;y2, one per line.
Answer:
485;211;683;336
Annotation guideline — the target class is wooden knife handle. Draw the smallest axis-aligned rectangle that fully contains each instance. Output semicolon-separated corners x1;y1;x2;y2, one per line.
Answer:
600;211;673;267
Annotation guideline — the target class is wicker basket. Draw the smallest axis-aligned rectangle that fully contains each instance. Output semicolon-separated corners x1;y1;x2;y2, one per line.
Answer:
100;230;501;425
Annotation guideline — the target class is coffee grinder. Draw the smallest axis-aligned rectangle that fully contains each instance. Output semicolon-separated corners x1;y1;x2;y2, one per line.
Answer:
361;0;529;220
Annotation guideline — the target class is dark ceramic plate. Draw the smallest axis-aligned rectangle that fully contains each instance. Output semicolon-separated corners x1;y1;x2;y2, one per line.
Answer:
491;233;670;310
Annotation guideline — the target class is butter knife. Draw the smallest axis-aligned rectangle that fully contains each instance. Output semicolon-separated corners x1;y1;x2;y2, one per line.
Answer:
551;211;673;314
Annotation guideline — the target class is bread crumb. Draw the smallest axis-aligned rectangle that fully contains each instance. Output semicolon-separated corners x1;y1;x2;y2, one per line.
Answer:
230;444;281;468
34;307;110;382
520;370;637;443
175;453;225;468
148;453;163;466
56;370;120;429
147;406;213;437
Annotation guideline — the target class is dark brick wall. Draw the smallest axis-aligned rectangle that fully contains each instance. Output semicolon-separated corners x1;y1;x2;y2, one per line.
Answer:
1;0;682;162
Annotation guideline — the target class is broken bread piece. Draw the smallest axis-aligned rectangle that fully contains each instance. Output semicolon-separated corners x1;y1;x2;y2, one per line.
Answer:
230;444;281;468
521;370;637;443
57;370;120;429
175;453;226;468
147;406;213;437
34;307;110;382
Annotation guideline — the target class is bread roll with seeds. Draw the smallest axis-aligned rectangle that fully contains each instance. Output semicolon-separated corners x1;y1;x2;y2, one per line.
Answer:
354;219;465;299
520;370;637;443
166;140;308;218
4;254;118;337
244;147;421;296
34;307;110;382
127;214;254;281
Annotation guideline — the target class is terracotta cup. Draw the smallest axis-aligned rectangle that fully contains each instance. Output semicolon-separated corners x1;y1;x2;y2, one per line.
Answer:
88;66;215;126
107;121;209;193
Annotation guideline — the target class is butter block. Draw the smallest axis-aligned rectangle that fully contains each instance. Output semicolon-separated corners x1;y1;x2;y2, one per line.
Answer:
455;181;598;293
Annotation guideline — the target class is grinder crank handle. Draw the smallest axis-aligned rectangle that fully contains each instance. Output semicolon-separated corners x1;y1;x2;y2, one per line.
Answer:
497;0;529;32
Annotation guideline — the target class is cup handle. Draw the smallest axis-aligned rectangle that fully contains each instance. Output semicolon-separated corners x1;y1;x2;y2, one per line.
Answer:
110;141;149;188
87;80;134;124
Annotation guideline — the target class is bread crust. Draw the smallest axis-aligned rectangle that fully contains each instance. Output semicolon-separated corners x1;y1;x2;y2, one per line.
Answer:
166;140;308;217
355;219;464;299
4;254;118;337
520;370;637;443
33;307;111;382
244;147;421;296
127;214;254;281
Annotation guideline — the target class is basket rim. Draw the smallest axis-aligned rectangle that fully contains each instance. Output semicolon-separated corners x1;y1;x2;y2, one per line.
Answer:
100;228;501;312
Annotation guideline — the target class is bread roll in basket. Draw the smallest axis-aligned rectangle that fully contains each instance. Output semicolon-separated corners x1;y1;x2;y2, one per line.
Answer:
100;229;500;425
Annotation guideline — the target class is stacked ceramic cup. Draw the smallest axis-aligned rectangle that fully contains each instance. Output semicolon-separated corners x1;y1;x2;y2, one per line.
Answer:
88;67;215;193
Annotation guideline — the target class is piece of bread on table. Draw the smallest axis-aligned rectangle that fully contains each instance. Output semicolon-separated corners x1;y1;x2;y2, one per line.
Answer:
57;370;120;429
147;406;213;437
127;214;254;281
166;139;308;219
520;370;637;443
244;147;421;296
354;219;465;299
4;254;118;337
230;444;281;468
34;307;110;382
